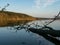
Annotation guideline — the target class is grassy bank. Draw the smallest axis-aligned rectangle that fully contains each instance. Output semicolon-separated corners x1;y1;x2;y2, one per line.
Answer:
0;11;36;26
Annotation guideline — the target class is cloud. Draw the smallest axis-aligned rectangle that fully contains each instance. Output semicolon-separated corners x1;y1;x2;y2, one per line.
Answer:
34;0;58;8
43;0;57;7
34;0;41;8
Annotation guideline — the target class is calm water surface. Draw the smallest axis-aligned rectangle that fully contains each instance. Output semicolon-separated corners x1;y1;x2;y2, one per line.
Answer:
0;20;60;45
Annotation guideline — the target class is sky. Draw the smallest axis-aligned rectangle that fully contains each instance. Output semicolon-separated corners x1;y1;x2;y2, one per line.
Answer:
0;0;60;17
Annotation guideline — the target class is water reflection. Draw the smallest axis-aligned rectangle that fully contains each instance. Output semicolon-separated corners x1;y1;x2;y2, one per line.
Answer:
0;20;60;45
8;20;60;45
0;20;32;27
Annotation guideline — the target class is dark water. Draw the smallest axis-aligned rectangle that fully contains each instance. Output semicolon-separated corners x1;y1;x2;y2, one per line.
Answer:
0;20;60;45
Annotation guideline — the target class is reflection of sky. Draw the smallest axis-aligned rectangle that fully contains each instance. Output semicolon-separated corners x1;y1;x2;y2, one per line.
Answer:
0;0;60;17
0;27;54;45
0;20;59;45
32;20;60;30
48;20;60;30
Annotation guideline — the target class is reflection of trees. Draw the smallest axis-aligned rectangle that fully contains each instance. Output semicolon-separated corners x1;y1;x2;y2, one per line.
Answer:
14;22;60;45
28;27;60;45
0;20;32;27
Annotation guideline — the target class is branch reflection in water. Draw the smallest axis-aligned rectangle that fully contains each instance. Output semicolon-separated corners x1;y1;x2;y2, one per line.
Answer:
4;20;60;45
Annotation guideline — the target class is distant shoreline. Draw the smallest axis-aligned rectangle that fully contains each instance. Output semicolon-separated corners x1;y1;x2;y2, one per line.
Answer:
36;17;60;20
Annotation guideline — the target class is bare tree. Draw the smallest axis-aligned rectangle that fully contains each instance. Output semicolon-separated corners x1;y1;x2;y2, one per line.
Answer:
1;3;10;11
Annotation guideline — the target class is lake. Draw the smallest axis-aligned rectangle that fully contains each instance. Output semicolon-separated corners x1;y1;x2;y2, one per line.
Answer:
0;20;60;45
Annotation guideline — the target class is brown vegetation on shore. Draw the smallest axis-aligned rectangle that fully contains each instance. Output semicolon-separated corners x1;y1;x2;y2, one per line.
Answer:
0;11;36;26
